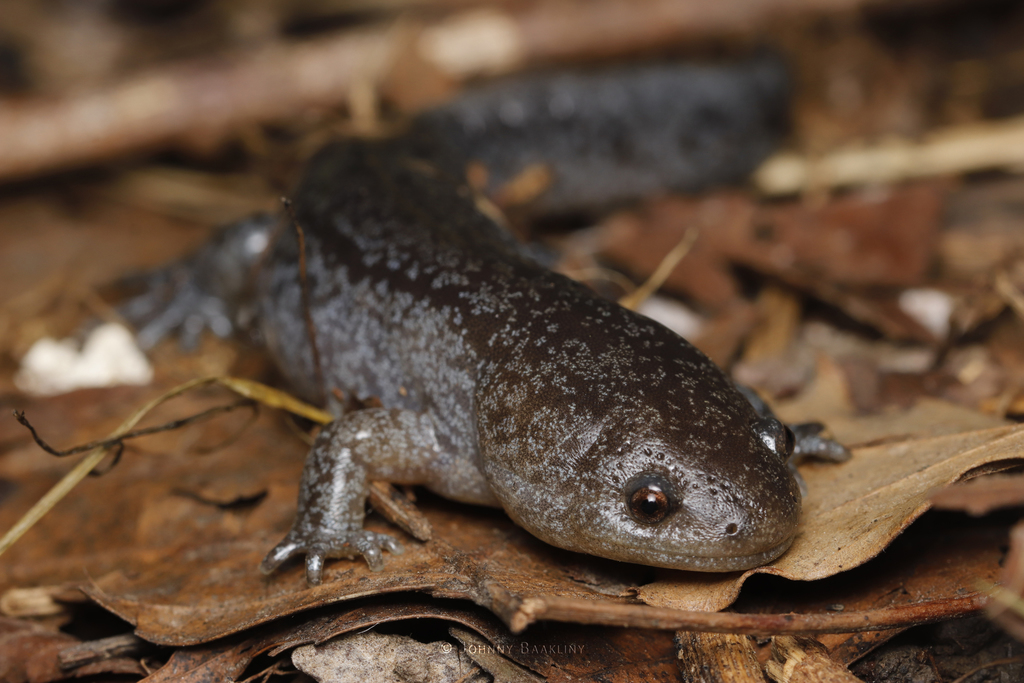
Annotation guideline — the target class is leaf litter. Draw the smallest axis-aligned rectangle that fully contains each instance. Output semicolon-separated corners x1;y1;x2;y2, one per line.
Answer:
0;215;1019;671
0;362;1015;651
3;5;1024;677
0;188;1018;683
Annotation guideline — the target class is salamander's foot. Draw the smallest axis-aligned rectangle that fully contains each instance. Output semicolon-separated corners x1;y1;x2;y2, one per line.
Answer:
117;214;276;350
260;528;404;585
119;267;234;350
789;422;852;463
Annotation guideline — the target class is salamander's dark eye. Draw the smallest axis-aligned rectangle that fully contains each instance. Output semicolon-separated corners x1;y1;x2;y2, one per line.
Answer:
627;477;673;524
753;417;793;462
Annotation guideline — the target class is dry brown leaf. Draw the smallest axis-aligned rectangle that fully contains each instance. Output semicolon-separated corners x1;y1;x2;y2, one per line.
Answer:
80;414;1017;642
136;596;680;683
637;420;1023;611
0;386;307;592
0;617;144;683
1;357;1016;643
734;512;1007;665
772;355;1008;446
599;185;943;313
931;474;1024;516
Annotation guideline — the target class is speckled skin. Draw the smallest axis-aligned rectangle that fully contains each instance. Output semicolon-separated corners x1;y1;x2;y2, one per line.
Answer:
229;135;804;584
122;66;821;584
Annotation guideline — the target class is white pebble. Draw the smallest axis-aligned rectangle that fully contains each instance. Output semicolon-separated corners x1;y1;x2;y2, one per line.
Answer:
898;288;953;339
15;323;153;396
637;295;705;341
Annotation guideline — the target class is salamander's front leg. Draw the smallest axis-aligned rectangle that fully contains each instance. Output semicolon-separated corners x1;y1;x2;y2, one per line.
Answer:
260;407;440;585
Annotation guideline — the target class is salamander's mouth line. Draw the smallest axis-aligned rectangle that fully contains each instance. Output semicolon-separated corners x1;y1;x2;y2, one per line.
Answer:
706;534;795;570
611;533;796;572
680;534;796;572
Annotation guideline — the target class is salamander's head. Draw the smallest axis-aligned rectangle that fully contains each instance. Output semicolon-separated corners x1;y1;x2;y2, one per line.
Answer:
574;409;803;571
483;384;803;572
475;294;804;572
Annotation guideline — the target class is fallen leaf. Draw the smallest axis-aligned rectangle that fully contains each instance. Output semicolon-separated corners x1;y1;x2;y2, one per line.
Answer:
598;184;944;313
0;617;144;683
83;404;1018;643
772;355;1008;446
450;626;544;683
2;365;1017;643
735;513;1008;665
292;631;465;683
0;385;307;592
637;423;1024;611
931;473;1024;516
136;596;681;683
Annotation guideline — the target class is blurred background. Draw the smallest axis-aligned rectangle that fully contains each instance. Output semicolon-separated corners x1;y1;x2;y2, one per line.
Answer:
2;0;1024;417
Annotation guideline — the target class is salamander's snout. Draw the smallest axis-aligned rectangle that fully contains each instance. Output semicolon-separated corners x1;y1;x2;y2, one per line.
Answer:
645;456;802;572
700;467;802;569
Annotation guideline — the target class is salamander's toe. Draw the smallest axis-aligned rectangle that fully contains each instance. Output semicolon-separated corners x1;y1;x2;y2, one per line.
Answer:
259;539;302;575
260;529;404;584
790;422;852;463
305;552;325;586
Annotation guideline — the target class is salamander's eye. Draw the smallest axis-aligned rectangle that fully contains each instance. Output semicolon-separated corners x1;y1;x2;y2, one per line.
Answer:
753;417;793;462
627;476;673;524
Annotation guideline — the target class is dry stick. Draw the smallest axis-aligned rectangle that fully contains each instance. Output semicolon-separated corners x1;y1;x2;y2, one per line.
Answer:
13;400;254;460
0;28;399;182
676;632;764;683
618;227;698;311
0;376;331;560
57;633;152;671
755;113;1024;196
767;636;862;683
506;591;989;635
419;0;878;79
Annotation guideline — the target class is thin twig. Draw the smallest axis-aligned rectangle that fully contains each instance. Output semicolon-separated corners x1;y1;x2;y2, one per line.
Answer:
0;376;330;560
0;28;398;182
618;227;698;310
283;197;326;406
755;113;1024;195
14;400;254;460
0;376;217;559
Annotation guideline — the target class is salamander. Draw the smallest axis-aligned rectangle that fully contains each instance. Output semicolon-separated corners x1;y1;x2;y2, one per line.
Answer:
122;60;847;585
